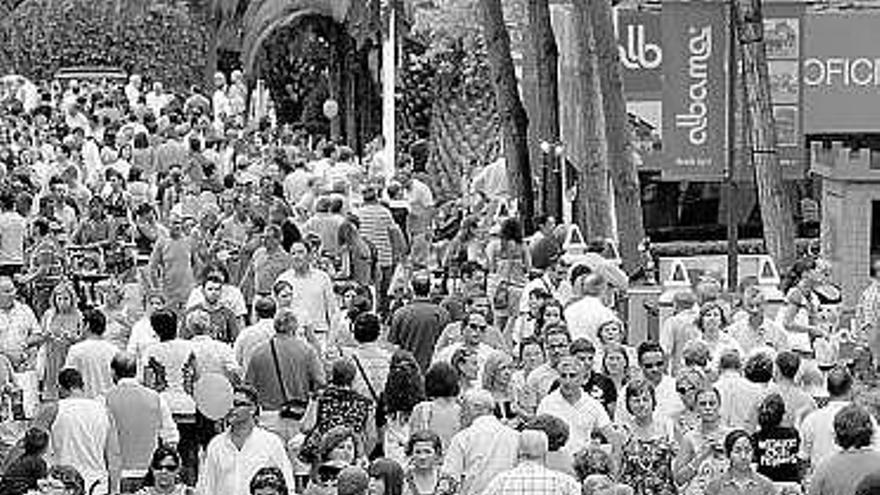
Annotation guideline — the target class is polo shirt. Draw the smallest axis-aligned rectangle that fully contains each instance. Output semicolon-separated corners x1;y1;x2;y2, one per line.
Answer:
537;389;611;455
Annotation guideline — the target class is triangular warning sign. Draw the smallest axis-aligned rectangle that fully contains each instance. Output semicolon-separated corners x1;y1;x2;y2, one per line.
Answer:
493;199;510;221
665;259;691;287
563;224;587;254
757;256;780;284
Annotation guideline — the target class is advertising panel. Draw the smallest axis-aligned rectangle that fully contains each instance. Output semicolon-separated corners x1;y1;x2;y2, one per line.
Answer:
661;1;728;180
618;9;663;100
803;13;880;133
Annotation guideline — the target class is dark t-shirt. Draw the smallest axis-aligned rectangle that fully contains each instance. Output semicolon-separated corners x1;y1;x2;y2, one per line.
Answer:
390;300;450;372
549;372;618;410
753;426;801;483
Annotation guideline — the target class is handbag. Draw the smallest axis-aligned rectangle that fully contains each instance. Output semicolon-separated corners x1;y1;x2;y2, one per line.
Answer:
270;339;308;420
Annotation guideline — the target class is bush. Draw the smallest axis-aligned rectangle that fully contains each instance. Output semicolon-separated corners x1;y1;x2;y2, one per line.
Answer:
0;0;208;92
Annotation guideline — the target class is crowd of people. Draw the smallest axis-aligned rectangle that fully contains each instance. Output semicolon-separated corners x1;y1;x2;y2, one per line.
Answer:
0;69;878;495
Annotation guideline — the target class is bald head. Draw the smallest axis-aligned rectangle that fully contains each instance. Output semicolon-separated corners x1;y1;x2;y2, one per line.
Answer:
519;430;549;462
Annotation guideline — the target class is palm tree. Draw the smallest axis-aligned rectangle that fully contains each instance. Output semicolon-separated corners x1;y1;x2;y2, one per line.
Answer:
205;0;248;85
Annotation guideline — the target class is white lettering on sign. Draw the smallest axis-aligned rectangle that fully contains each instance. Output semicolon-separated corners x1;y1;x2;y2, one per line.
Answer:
675;26;712;146
619;24;662;70
803;57;880;87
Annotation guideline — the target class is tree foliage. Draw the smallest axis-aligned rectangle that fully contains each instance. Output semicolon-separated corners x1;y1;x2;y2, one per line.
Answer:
400;0;502;200
0;0;209;92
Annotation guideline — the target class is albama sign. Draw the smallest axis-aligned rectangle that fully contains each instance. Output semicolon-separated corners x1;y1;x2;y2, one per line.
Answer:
803;13;880;133
617;10;663;100
662;2;727;180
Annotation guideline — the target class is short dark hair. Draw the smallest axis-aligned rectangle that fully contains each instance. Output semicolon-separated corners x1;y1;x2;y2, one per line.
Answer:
834;404;874;450
723;429;752;457
460;261;485;280
330;359;357;387
150;309;178;342
718;348;742;371
525;414;570;452
58;368;84;391
233;384;260;409
542;324;572;345
570;338;595;355
637;341;664;365
775;351;801;380
406;429;442;457
827;366;854;398
757;393;785;430
519;336;544;361
254;297;276;319
23;427;49;455
411;274;431;297
569;264;592;286
744;352;774;384
424;362;460;399
82;308;106;336
111;352;137;379
353;313;381;343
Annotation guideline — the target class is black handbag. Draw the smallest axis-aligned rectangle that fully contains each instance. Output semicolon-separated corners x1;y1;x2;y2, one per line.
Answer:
270;339;308;420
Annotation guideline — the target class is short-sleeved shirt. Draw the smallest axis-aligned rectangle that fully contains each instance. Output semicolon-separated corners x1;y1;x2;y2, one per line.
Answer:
549;372;618;411
753;426;801;483
245;336;325;410
537;390;611;455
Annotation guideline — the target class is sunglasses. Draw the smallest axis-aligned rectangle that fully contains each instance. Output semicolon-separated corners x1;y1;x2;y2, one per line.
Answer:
233;400;254;408
642;361;664;369
155;464;179;472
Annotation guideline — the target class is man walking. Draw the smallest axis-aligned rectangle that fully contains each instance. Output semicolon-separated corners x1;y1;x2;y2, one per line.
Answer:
245;310;325;456
198;385;294;495
40;369;120;495
390;272;450;371
64;308;119;398
482;430;581;495
441;389;519;495
104;353;178;492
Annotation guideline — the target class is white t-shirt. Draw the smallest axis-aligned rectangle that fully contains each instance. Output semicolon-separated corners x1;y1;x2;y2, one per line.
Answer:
0;211;26;265
64;339;119;398
51;397;112;492
564;296;618;345
538;390;611;455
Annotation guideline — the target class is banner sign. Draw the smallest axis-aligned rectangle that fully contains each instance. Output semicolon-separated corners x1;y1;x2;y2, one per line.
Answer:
661;1;728;180
803;13;880;133
617;10;663;100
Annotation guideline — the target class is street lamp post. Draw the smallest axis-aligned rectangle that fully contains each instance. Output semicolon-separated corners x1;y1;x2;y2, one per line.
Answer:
540;140;565;220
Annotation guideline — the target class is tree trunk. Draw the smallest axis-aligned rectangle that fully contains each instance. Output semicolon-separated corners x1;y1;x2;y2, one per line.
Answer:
735;0;797;271
205;26;219;91
479;0;536;231
528;0;561;220
570;0;613;241
589;0;644;273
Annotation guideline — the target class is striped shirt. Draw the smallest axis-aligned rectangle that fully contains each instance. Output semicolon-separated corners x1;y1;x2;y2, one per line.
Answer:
355;203;395;267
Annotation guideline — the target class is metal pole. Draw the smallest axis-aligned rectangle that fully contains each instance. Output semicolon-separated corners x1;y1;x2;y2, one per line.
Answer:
726;0;739;293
